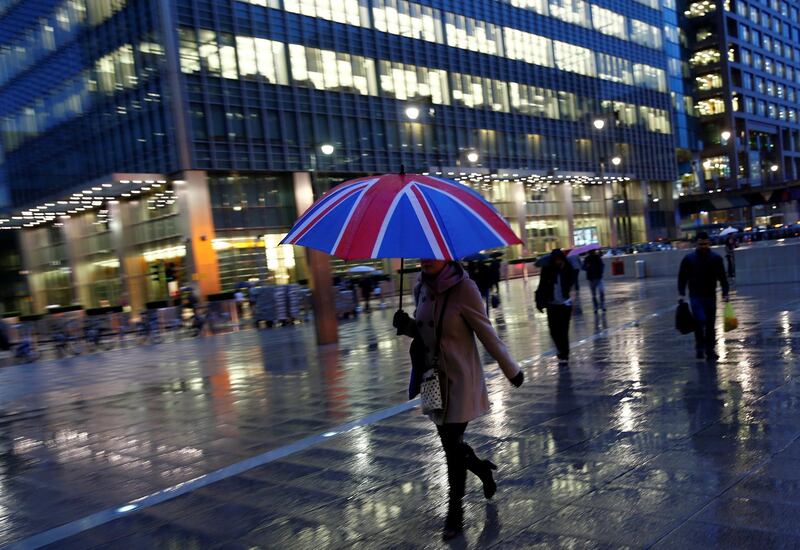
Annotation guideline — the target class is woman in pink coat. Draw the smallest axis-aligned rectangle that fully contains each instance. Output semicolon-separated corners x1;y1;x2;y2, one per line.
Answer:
393;259;524;540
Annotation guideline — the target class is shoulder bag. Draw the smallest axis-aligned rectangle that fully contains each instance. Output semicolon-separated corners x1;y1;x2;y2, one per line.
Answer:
419;289;453;414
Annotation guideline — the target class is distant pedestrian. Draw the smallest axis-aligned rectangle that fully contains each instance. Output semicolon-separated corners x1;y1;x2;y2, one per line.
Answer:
535;249;575;363
234;289;246;320
582;249;606;313
724;235;737;279
568;253;581;293
358;277;375;312
393;260;523;541
489;257;501;295
678;231;730;361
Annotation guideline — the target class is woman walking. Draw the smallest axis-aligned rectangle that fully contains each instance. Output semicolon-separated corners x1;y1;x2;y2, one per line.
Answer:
393;259;524;540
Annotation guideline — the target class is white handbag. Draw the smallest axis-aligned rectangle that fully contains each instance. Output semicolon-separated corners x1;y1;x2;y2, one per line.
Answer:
418;290;452;414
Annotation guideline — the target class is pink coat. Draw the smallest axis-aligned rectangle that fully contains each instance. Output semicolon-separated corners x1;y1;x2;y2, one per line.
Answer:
409;263;520;424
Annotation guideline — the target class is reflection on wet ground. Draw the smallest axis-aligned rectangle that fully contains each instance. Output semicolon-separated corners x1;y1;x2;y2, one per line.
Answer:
0;277;798;548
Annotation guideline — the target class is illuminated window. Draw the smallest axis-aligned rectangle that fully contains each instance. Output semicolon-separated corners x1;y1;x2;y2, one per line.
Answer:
509;84;559;118
291;45;377;96
630;20;661;48
94;44;136;93
638;106;671;134
550;0;590;27
378;60;448;103
591;5;626;40
553;41;595;76
503;28;553;66
450;73;509;111
685;0;716;17
596;53;633;84
284;0;367;26
695;73;723;90
444;12;503;55
373;0;443;43
179;29;201;74
237;0;280;7
198;29;221;75
696;97;726;116
508;0;548;15
689;48;720;67
633;64;666;91
702;156;730;179
233;36;288;84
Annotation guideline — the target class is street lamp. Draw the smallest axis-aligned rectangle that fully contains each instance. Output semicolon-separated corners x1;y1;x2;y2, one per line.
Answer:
593;119;606;130
466;151;479;163
320;143;335;156
720;130;731;143
404;106;420;121
770;163;779;172
611;156;622;166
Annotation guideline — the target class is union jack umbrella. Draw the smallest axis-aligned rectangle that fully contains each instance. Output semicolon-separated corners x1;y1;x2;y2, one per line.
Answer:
280;172;522;261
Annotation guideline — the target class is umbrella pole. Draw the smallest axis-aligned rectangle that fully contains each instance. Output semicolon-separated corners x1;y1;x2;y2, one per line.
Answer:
398;258;404;311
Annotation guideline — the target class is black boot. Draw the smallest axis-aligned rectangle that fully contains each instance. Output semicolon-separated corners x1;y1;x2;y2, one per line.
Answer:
442;500;463;541
464;445;497;499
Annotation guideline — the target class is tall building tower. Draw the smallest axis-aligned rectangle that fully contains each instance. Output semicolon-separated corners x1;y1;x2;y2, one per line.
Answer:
0;0;678;313
680;0;800;228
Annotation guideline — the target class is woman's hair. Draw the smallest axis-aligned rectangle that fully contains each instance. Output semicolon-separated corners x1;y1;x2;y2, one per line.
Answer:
550;248;566;262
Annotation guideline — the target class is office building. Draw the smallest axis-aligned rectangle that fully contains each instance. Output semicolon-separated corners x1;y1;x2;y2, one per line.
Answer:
0;0;678;313
679;0;800;229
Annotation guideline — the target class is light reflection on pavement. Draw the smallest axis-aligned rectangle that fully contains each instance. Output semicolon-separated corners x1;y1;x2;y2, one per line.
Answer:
0;277;797;548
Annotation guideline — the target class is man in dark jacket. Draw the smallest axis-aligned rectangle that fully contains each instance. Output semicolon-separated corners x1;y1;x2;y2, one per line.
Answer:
536;249;575;363
582;249;605;313
678;231;730;361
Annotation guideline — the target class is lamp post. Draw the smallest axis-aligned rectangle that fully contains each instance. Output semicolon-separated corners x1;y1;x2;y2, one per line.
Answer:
770;163;779;187
594;117;618;248
610;156;633;246
406;100;443;173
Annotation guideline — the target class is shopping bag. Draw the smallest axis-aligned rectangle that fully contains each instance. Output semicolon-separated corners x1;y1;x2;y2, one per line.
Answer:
675;301;695;334
724;302;738;332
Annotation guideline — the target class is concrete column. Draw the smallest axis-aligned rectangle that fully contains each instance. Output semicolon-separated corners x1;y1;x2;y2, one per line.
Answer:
175;170;221;299
559;183;575;248
293;171;338;345
61;217;88;306
513;180;528;255
110;201;147;313
641;180;652;242
17;229;45;313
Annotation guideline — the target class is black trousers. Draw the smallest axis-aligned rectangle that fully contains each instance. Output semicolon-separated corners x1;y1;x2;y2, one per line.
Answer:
690;296;717;353
437;423;468;513
547;304;572;359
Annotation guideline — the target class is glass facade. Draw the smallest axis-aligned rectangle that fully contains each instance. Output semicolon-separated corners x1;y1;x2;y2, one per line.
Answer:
1;0;684;310
686;0;800;192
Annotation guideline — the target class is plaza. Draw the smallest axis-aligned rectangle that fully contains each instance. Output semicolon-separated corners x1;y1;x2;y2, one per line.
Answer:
0;276;797;548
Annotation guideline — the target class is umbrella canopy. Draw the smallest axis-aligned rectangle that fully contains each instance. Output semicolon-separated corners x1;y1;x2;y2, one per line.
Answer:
567;243;600;257
280;173;522;260
719;226;739;236
346;265;377;274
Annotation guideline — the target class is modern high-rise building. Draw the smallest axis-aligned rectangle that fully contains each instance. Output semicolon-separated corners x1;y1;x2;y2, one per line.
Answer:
678;0;800;229
0;0;679;313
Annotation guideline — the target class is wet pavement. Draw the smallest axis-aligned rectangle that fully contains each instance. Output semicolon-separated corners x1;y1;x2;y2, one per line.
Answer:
0;276;798;549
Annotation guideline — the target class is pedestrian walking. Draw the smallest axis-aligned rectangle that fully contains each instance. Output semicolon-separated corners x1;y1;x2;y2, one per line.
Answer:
535;249;575;363
678;231;730;361
724;235;737;279
393;259;523;541
582;249;606;313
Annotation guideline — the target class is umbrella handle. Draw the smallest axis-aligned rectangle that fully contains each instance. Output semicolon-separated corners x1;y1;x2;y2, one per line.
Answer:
397;258;404;311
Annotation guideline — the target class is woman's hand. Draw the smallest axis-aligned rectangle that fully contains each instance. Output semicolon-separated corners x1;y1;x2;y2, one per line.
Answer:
393;309;412;335
510;371;524;388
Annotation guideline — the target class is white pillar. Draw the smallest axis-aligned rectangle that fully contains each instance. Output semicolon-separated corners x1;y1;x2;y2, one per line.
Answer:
560;183;575;248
